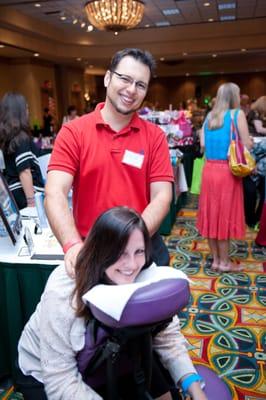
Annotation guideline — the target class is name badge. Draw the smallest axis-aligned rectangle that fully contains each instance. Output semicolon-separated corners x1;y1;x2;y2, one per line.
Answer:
122;150;144;169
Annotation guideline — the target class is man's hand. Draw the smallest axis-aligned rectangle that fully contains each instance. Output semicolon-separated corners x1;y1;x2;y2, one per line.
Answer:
64;242;84;279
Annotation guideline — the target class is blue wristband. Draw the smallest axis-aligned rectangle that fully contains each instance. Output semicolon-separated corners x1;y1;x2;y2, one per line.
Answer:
181;373;203;394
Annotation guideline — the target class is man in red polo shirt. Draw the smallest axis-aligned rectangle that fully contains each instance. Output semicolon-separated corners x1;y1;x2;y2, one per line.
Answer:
45;48;174;276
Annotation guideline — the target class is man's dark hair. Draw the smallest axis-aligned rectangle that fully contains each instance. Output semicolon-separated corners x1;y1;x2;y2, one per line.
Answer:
109;48;156;78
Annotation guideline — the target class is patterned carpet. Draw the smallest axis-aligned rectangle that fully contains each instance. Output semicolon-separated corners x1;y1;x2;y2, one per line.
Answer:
165;194;266;400
1;194;265;400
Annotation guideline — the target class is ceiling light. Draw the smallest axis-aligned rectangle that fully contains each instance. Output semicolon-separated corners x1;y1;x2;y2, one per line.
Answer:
212;54;217;58
34;3;41;7
87;25;94;32
185;73;190;77
73;18;78;24
160;57;165;61
33;53;39;57
145;24;150;28
183;52;188;56
89;65;94;68
114;31;119;35
60;16;66;21
220;15;235;21
84;0;145;32
218;3;236;10
76;58;82;61
162;8;180;16
208;18;214;22
203;2;210;6
0;44;5;48
155;21;170;27
81;21;86;28
241;48;247;52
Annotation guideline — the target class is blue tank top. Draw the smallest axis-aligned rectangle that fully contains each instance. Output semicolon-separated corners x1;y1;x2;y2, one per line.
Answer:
204;109;239;160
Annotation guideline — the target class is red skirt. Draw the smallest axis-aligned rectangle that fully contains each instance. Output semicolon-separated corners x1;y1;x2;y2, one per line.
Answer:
196;160;245;240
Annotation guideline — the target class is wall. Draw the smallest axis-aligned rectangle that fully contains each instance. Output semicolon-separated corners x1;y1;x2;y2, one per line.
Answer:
0;59;58;128
0;59;88;130
147;71;266;110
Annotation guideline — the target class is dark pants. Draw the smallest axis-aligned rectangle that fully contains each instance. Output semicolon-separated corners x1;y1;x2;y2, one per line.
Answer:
14;362;47;400
243;176;265;227
15;354;179;400
151;232;170;266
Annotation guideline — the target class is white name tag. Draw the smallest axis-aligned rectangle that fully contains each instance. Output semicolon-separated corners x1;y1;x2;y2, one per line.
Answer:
122;150;144;169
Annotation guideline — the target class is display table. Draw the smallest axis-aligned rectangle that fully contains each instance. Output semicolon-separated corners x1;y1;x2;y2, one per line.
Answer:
0;261;58;378
159;162;188;235
0;221;62;379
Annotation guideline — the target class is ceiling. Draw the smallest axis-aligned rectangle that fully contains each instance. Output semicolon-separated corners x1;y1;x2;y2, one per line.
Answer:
0;0;266;76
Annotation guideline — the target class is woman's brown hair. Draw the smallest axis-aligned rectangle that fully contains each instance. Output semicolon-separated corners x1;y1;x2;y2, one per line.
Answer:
73;206;151;319
0;92;30;153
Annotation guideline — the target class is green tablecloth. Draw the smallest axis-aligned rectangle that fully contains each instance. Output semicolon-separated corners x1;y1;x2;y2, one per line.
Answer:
0;262;57;378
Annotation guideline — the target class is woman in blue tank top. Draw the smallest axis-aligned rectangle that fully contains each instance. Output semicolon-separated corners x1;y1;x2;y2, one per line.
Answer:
196;83;253;272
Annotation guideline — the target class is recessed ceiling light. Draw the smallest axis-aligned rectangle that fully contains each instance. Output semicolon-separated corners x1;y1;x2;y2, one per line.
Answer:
162;8;180;16
185;73;190;77
220;15;235;21
241;48;247;52
114;31;119;35
60;16;66;21
34;3;41;7
33;53;39;57
145;24;150;28
0;44;5;48
155;21;170;27
81;21;86;28
72;18;78;24
218;3;236;10
87;25;94;32
208;18;214;22
160;57;165;61
183;52;188;56
204;2;210;6
212;54;217;58
76;58;82;61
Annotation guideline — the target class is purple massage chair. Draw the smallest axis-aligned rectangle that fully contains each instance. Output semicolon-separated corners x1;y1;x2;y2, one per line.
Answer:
77;278;232;400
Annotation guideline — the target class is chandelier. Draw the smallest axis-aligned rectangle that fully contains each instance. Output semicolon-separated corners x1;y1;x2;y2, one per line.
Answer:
84;0;145;32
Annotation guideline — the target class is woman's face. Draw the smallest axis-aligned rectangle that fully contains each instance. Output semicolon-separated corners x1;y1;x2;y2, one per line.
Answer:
105;228;146;285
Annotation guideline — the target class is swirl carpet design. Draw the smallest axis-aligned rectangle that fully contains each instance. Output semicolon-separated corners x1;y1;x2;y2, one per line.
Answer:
165;195;266;400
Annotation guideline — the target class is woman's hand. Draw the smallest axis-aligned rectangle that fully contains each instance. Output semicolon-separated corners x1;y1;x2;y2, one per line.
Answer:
188;381;208;400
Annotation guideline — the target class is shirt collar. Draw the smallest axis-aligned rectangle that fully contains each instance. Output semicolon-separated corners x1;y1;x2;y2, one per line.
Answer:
94;102;141;133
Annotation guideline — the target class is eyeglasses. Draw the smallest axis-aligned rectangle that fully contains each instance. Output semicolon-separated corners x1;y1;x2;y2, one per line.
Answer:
111;70;148;92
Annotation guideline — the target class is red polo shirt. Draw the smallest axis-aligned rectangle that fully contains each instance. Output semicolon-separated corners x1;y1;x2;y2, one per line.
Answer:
48;103;174;237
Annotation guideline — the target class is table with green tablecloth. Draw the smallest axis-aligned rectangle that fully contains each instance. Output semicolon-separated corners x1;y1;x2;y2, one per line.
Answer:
0;261;58;379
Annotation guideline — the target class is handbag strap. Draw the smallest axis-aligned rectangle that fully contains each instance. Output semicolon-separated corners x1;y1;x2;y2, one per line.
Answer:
230;109;240;142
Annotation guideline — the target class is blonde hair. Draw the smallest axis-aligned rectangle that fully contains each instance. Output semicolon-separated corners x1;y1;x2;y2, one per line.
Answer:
251;96;266;117
208;83;240;129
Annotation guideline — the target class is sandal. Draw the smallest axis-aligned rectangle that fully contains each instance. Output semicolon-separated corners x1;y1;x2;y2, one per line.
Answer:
218;262;243;272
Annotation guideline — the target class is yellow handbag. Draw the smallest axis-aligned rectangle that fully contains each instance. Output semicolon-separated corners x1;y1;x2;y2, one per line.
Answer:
228;121;256;177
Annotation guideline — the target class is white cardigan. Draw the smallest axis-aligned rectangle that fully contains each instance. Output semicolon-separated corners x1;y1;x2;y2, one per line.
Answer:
18;264;196;400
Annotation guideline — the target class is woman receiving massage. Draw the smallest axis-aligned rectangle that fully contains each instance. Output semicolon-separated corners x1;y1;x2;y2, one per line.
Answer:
16;206;207;400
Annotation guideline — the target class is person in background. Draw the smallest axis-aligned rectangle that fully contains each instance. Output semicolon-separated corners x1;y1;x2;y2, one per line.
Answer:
16;207;207;400
247;96;266;136
45;48;173;277
42;107;54;136
240;94;250;117
196;83;253;272
0;92;44;209
62;105;79;125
